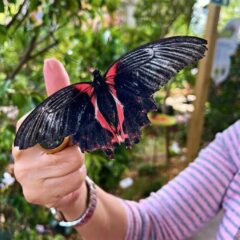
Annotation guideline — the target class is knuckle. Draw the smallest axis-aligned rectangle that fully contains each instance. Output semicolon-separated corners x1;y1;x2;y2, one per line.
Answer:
79;170;87;184
73;170;86;189
76;147;84;163
12;147;22;161
76;178;84;190
74;176;83;189
42;179;62;200
23;189;38;204
70;147;84;166
13;163;26;181
47;155;59;167
51;189;64;200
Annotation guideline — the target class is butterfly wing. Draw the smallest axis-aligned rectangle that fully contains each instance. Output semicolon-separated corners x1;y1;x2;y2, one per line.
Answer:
105;36;207;95
14;83;90;149
14;82;116;155
104;36;207;147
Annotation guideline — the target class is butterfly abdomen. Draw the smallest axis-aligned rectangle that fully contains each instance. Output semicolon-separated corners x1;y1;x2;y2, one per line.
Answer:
93;88;127;144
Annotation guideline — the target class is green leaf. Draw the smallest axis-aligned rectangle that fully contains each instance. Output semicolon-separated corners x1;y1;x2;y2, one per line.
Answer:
29;0;41;11
8;0;16;3
0;27;7;43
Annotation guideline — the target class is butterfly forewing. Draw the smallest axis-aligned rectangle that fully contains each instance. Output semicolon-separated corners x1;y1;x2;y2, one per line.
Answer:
14;83;93;149
105;36;207;95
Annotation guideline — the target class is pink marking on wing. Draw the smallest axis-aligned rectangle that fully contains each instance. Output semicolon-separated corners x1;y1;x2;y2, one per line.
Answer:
91;95;115;135
111;133;129;144
105;62;118;85
74;83;94;96
109;86;125;134
109;85;129;144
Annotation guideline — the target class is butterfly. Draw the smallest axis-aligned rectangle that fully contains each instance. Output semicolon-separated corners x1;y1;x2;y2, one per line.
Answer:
14;36;207;158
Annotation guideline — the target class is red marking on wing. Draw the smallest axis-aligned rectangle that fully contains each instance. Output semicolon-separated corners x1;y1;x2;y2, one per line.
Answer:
75;83;94;97
105;62;119;85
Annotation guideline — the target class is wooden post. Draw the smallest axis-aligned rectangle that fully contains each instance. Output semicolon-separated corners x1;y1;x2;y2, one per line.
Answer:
165;127;170;166
186;4;221;162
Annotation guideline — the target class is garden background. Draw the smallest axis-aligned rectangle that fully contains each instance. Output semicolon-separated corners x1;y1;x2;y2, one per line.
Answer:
0;0;240;239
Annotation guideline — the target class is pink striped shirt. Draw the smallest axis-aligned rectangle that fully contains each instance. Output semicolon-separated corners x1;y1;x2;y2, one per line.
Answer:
122;120;240;240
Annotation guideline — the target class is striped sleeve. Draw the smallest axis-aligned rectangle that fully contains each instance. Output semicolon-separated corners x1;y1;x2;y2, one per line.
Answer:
121;120;240;240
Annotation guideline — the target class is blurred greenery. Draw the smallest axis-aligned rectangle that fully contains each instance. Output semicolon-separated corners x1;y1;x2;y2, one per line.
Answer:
203;46;240;141
0;0;239;239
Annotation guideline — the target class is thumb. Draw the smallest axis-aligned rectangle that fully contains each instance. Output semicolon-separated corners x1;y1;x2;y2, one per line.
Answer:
43;58;70;96
16;59;70;131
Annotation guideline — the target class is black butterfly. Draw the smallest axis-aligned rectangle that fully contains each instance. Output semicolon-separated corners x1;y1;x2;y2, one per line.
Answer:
14;36;207;158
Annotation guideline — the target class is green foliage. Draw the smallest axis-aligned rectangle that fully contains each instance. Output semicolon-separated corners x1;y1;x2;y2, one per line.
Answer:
134;0;195;39
86;145;133;191
218;0;240;29
137;163;158;176
118;172;167;200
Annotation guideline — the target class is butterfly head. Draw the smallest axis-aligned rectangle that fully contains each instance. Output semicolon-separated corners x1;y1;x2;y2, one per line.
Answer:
92;69;104;86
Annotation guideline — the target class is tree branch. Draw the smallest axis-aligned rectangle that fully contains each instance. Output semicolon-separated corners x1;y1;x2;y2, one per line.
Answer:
6;33;38;80
6;37;58;80
6;0;28;29
13;9;30;33
36;31;55;46
29;40;59;59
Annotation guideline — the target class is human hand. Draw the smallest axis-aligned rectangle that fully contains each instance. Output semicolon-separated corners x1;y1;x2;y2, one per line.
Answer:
12;59;87;212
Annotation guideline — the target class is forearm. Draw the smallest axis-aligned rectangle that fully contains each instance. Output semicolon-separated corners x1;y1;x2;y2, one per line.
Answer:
61;184;127;240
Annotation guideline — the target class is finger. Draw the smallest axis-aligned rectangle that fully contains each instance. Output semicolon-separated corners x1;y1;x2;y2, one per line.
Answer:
42;146;84;178
43;58;70;96
12;144;42;163
12;143;44;164
45;165;87;201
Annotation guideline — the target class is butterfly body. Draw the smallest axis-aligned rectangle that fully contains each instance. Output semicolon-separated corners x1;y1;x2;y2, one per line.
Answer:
92;69;105;88
14;36;207;158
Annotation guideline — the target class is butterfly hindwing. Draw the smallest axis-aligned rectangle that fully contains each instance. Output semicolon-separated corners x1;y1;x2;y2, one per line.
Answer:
72;102;113;154
116;88;157;145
